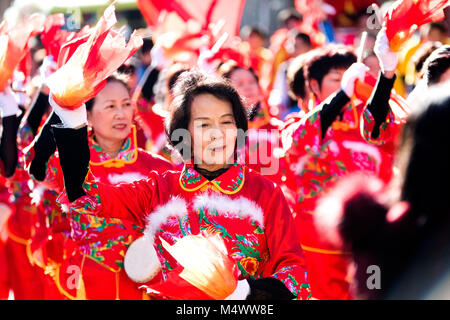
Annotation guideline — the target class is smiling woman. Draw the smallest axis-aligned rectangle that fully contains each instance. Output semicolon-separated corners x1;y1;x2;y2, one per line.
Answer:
166;71;247;173
48;70;311;300
85;76;135;159
24;73;175;300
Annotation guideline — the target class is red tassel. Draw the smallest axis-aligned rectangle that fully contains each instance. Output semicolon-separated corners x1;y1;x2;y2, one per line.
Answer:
0;14;45;90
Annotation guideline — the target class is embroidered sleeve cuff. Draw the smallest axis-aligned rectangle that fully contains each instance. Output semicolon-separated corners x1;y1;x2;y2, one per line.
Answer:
361;107;395;145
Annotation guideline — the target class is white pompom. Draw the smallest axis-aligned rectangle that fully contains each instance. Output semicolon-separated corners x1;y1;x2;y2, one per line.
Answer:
124;235;161;283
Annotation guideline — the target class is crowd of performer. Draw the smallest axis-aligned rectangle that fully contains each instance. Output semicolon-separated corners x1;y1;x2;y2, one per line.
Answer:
1;0;450;300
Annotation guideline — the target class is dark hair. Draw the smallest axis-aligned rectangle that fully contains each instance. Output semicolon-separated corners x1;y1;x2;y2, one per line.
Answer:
294;32;312;48
240;25;267;41
85;74;131;111
305;45;356;89
167;66;189;95
399;87;450;225
428;21;448;35
423;45;450;86
410;42;442;81
218;62;259;83
117;64;136;75
277;8;303;27
166;70;248;160
287;51;314;100
140;38;154;54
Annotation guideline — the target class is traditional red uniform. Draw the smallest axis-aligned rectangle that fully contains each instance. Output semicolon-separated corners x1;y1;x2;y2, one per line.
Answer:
0;176;12;299
61;163;312;300
280;98;403;299
27;125;175;299
3;124;49;299
240;102;285;186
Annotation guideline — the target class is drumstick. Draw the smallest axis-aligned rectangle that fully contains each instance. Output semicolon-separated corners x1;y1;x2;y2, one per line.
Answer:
357;31;368;63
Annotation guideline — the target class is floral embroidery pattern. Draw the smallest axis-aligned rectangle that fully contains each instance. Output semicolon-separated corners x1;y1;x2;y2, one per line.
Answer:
179;163;245;194
89;126;138;167
273;266;311;300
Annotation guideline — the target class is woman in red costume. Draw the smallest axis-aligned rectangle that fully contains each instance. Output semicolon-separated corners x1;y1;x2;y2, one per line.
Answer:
279;29;407;300
0;86;22;299
26;75;175;299
49;70;311;300
0;82;60;300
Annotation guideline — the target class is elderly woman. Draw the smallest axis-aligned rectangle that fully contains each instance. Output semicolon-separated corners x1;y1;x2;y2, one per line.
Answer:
25;74;174;300
49;70;310;300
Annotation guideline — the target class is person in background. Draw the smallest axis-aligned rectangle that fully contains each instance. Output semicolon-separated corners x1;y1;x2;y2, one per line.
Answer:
407;45;450;107
322;83;450;299
1;83;54;299
25;74;175;300
282;48;318;120
0;87;21;178
363;51;381;78
239;25;273;90
136;38;154;83
268;8;304;92
218;62;283;185
269;32;313;118
280;28;403;299
0;86;21;299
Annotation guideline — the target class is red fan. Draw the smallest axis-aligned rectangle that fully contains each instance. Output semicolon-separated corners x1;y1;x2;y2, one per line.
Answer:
0;14;45;91
137;0;246;37
142;234;238;300
46;4;143;110
384;0;450;51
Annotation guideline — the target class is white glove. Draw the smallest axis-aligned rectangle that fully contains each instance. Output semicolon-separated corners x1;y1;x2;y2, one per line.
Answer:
49;94;87;129
12;71;30;107
341;62;370;98
150;45;169;70
0;86;20;118
225;280;250;300
374;28;399;74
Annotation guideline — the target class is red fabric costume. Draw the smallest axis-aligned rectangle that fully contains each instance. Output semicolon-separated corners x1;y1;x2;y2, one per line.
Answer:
280;98;404;299
0;176;12;299
240;102;285;186
3;124;51;299
61;162;312;300
26;125;175;299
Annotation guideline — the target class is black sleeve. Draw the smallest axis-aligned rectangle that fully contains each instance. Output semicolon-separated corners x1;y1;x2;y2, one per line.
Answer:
246;278;296;300
52;125;90;202
0;114;20;177
28;112;61;181
367;72;396;139
140;67;161;102
26;91;50;136
319;90;351;139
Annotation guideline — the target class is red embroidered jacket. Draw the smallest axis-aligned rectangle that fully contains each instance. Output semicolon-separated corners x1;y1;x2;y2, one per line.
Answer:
61;163;312;300
25;125;175;299
280;97;406;300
